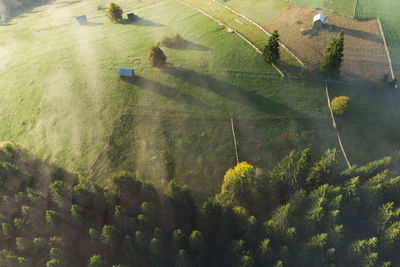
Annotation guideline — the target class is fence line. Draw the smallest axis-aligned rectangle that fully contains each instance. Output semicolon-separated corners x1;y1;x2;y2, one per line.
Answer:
377;17;397;88
353;0;359;19
230;118;240;165
325;82;352;168
213;0;306;69
175;0;285;77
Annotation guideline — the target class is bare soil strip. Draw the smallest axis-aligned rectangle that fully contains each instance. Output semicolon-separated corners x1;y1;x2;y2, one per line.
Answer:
175;0;285;77
325;82;352;168
231;118;240;164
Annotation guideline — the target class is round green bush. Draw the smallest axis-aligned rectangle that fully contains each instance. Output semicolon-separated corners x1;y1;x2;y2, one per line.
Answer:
331;96;349;115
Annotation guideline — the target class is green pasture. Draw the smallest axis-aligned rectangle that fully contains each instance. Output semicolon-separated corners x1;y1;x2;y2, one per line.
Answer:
356;0;400;79
221;0;356;19
286;0;356;17
329;82;400;166
218;0;288;24
7;0;393;198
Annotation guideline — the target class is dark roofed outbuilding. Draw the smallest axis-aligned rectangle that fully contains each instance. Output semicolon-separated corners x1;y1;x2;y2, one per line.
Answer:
127;13;137;21
76;15;87;25
119;68;134;81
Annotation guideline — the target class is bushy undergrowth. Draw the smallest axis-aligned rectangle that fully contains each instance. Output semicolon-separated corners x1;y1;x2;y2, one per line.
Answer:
159;34;189;49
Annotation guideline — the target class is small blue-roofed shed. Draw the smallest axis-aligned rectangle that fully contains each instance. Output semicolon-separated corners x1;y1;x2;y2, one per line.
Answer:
127;13;136;21
119;68;134;81
76;15;87;25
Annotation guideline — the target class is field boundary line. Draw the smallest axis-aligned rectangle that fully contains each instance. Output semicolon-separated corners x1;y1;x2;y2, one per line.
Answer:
325;82;351;168
231;118;240;164
175;0;285;77
353;0;359;19
213;0;306;69
377;17;397;88
84;113;123;177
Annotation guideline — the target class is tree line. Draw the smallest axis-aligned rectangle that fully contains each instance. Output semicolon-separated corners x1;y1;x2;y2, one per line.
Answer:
0;142;399;266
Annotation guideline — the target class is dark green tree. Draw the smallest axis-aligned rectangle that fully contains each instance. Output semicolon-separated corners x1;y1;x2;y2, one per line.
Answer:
263;30;280;64
321;31;344;77
148;46;167;68
107;3;123;23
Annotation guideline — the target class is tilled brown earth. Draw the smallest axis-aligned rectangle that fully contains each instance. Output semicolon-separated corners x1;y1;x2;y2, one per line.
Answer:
262;4;389;82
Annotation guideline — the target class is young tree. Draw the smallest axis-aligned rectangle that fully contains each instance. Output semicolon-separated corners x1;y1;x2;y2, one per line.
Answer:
321;31;344;77
107;3;123;23
331;96;349;115
263;30;280;64
148;45;167;68
220;162;256;206
88;254;106;267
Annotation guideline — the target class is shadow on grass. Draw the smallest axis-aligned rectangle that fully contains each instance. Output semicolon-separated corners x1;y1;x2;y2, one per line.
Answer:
277;60;310;78
131;75;212;110
1;1;44;22
163;41;210;51
328;24;382;43
163;65;307;118
82;22;103;27
51;0;81;8
120;17;164;27
330;82;400;164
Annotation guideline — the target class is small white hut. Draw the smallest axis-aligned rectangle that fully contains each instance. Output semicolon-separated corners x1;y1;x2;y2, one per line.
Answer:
313;13;325;30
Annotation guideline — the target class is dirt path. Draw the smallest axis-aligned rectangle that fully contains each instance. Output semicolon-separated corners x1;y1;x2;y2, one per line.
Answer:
325;82;352;168
231;118;240;164
175;0;285;77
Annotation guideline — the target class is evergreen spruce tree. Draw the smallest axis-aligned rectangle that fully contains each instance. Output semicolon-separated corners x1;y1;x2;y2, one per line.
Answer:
263;30;280;64
321;31;344;77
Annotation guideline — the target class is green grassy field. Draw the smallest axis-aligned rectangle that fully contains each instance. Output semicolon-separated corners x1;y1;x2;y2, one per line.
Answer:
285;0;356;17
218;0;288;23
0;0;337;197
221;0;356;19
356;0;400;79
2;0;398;200
193;0;400;173
329;82;400;166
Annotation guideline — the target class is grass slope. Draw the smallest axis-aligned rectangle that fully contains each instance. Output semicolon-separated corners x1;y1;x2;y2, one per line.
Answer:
0;0;342;198
286;0;356;17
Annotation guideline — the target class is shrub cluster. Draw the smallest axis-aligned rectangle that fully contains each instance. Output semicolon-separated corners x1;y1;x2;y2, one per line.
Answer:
160;34;188;49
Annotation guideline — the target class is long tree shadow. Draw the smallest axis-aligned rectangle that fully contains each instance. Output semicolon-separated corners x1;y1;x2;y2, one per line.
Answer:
132;75;211;110
161;39;210;51
82;22;103;27
51;0;81;8
163;66;307;118
328;24;382;43
121;18;164;27
1;1;44;22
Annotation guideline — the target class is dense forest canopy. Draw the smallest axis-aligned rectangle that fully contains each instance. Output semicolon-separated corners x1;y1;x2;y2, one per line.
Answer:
0;142;399;266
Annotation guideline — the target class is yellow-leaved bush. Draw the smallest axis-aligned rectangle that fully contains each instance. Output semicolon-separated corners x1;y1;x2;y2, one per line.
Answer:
220;162;255;205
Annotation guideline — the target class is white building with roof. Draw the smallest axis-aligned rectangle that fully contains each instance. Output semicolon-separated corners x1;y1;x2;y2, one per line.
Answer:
313;13;325;29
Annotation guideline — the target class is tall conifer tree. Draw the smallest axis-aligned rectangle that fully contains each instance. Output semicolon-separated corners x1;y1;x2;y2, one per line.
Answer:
263;30;280;64
321;31;344;77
